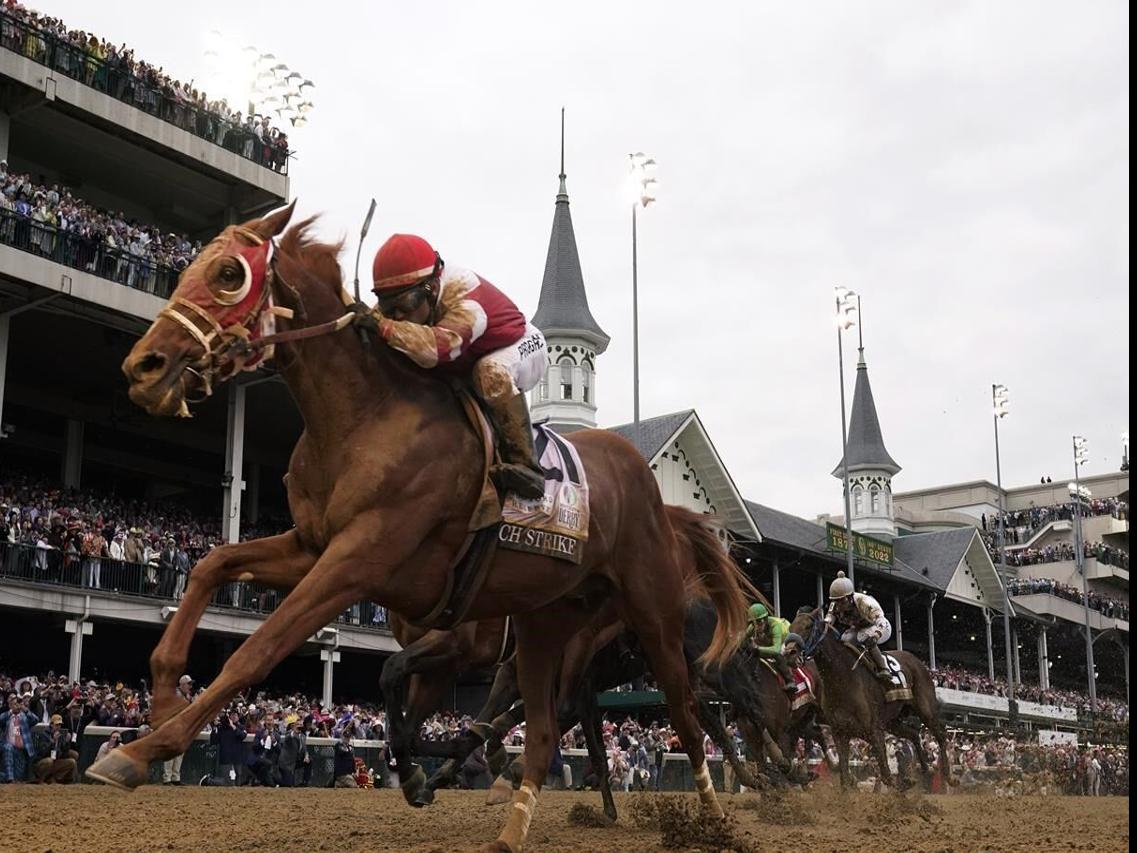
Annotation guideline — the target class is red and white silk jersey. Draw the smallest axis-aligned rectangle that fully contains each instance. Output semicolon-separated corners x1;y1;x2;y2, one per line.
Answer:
378;267;528;370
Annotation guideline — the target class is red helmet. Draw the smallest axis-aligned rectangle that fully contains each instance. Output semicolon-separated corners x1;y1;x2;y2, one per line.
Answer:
372;233;441;292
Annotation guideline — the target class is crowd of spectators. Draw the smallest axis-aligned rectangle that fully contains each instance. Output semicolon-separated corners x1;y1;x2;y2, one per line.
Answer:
1;2;291;171
1;474;390;626
0;162;199;297
991;540;1130;571
931;664;1129;722
832;732;1128;796
1006;577;1129;621
980;497;1128;546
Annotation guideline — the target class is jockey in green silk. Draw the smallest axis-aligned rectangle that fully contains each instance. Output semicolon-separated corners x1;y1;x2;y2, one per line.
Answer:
747;602;797;695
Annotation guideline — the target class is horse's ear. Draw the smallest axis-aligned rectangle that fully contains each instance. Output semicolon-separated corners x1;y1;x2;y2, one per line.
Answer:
796;605;814;616
247;200;297;241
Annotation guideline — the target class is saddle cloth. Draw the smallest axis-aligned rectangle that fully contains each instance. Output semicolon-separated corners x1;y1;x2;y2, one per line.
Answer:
497;423;590;565
758;660;817;711
790;666;817;711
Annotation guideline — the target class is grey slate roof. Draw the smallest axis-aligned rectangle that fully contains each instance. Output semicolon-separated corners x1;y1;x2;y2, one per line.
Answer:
745;500;940;591
892;527;979;590
832;356;901;477
608;410;694;461
531;178;610;352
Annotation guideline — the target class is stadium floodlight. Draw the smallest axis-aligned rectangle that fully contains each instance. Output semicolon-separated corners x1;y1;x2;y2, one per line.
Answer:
835;287;858;330
1073;435;1089;468
993;384;1009;418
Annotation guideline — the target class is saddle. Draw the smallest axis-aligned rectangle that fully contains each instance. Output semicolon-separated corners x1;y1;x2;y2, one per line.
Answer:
842;641;912;703
758;660;817;710
411;387;590;630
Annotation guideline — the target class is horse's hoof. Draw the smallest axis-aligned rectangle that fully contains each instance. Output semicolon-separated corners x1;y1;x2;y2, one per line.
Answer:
413;784;435;807
86;749;149;790
485;775;513;805
478;843;516;853
399;765;429;808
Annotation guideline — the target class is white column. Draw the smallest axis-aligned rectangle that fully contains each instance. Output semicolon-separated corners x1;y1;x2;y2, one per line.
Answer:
771;559;781;615
0;314;9;435
893;594;903;651
1037;627;1050;690
62;419;84;489
222;383;247;544
927;597;937;670
65;619;93;683
320;646;340;708
984;608;995;680
816;573;824;609
1012;626;1022;686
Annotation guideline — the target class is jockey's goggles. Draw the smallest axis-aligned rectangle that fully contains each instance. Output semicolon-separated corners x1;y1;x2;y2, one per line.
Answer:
374;279;433;317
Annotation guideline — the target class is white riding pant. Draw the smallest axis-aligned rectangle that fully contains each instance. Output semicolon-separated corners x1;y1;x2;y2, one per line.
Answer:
473;324;549;402
841;617;891;646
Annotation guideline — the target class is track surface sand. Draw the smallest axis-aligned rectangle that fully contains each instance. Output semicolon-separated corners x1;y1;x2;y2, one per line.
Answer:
0;786;1127;852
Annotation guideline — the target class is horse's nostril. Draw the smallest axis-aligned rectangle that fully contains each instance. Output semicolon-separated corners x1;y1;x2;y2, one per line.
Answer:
134;352;168;377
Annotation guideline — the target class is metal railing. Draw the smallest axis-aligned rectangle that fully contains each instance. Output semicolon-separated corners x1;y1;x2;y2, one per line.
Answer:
0;541;389;631
0;210;182;299
0;12;289;175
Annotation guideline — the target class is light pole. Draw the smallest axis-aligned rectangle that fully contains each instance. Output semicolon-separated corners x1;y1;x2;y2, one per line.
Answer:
1072;435;1096;713
628;153;658;436
835;287;857;585
992;383;1017;721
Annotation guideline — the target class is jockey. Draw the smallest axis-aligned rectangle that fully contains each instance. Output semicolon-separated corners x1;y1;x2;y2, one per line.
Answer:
825;572;894;684
371;234;549;500
746;602;797;695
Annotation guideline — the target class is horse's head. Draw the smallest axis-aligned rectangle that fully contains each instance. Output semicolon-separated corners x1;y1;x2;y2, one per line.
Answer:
786;606;827;660
121;203;296;416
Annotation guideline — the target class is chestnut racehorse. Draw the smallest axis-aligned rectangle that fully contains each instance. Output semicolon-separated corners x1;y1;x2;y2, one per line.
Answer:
87;206;752;852
787;607;953;790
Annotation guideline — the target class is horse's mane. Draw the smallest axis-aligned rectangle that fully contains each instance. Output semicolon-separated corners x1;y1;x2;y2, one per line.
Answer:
278;215;346;292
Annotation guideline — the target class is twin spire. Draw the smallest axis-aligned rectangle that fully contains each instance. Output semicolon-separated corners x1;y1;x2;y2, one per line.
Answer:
531;108;610;353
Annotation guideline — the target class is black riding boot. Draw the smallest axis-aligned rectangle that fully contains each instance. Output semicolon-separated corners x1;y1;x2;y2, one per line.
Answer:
867;644;894;683
489;392;546;500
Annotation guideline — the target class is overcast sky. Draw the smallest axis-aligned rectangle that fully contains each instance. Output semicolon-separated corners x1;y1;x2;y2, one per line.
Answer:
49;1;1130;517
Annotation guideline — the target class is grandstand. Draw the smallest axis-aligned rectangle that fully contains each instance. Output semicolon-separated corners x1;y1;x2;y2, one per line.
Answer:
0;1;1127;743
0;16;399;705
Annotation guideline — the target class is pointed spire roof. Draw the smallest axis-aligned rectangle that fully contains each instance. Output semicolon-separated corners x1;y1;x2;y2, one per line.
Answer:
832;347;901;477
531;110;610;353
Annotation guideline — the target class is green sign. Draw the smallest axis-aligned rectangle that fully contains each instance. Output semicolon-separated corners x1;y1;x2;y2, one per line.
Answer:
826;523;894;567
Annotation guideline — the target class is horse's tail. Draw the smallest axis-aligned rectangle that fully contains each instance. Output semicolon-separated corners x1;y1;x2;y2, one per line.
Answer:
665;505;766;670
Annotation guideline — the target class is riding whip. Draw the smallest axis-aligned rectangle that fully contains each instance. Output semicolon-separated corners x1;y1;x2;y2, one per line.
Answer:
352;198;378;346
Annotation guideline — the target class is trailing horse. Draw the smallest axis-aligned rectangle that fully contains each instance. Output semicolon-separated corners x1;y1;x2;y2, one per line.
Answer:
787;606;953;790
88;207;754;852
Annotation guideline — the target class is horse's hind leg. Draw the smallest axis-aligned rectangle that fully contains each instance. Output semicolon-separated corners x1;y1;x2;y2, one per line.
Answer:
835;732;852;788
869;728;894;789
149;531;315;727
577;671;617;820
487;602;592;853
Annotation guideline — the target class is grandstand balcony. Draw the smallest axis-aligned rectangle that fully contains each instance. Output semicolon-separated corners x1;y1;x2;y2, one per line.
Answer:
0;217;170;323
1011;591;1129;634
1085;558;1129;589
0;542;398;654
1;16;287;231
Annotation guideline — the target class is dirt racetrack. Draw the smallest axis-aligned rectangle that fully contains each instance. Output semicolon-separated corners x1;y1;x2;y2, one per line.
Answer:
0;786;1128;853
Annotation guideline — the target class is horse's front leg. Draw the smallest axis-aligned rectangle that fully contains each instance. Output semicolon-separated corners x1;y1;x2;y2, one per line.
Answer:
87;530;374;790
834;732;852;788
150;531;316;727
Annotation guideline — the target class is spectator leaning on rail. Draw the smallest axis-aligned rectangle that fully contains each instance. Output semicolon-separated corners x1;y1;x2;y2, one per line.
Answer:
370;234;550;500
